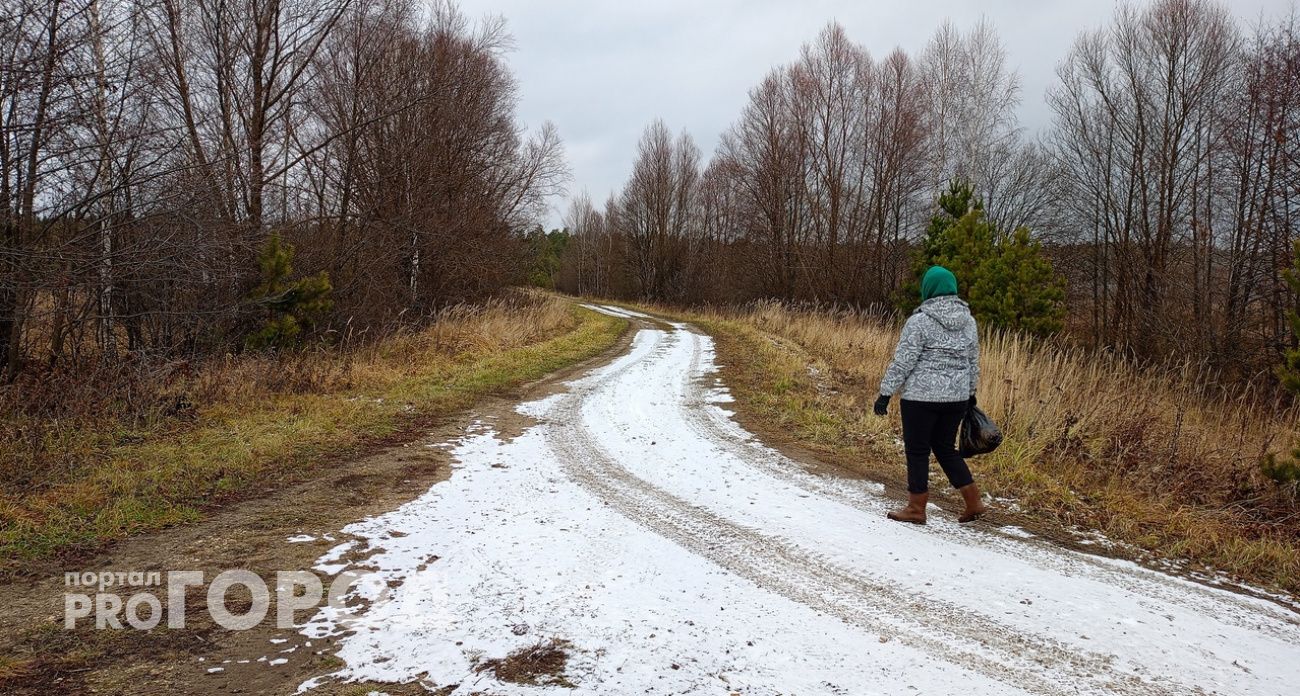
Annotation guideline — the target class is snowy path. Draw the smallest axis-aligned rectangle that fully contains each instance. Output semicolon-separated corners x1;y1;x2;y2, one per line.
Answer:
298;306;1300;695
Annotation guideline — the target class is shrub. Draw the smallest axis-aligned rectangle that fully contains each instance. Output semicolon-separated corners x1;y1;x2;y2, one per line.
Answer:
900;181;1065;337
246;234;333;350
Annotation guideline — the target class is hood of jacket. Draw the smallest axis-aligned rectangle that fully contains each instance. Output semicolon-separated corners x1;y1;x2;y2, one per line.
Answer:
920;265;959;301
917;295;974;332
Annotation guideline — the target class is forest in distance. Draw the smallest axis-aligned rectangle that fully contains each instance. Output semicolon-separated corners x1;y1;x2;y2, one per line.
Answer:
3;0;1299;394
547;0;1300;391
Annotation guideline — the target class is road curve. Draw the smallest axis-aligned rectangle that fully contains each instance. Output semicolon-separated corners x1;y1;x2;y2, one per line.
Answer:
297;306;1300;695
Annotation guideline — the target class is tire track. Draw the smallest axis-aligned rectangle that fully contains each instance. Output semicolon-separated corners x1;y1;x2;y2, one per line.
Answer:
670;327;1300;641
544;324;1203;696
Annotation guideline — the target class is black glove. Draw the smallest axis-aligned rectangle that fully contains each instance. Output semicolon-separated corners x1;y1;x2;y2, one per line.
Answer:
874;394;890;416
968;393;977;410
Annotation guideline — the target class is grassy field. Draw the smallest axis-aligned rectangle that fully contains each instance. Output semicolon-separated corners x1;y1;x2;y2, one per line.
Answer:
641;301;1300;597
0;294;627;573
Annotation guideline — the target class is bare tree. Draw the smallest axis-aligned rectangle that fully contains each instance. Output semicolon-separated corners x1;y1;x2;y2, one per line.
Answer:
617;120;701;301
791;24;868;300
920;20;1021;201
1050;0;1239;356
560;191;609;296
0;0;569;379
859;47;930;300
715;67;809;300
1220;16;1300;367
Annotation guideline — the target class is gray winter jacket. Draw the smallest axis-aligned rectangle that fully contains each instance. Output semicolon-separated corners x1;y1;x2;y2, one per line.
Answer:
879;296;979;403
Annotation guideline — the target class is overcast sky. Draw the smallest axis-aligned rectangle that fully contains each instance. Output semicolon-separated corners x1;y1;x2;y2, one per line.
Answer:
454;0;1295;228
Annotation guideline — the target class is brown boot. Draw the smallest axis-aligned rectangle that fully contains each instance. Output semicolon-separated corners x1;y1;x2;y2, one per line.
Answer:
887;492;928;524
957;483;987;523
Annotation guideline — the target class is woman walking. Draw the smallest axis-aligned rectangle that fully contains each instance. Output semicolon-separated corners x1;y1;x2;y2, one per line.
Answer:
873;266;987;524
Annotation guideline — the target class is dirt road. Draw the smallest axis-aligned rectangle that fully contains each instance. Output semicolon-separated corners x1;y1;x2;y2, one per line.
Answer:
298;306;1300;695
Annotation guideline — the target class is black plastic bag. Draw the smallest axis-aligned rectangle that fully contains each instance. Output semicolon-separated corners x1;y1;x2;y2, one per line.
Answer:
960;406;1003;457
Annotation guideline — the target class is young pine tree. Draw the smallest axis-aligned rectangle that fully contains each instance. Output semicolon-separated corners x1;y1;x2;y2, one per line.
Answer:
931;209;998;299
1278;240;1300;395
1266;240;1300;489
528;228;570;289
899;180;1065;338
968;227;1066;336
246;235;333;349
898;181;985;311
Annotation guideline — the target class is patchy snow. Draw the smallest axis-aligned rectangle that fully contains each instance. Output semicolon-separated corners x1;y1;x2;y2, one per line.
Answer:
312;540;356;576
299;322;1300;695
286;534;316;543
581;304;640;319
999;525;1035;539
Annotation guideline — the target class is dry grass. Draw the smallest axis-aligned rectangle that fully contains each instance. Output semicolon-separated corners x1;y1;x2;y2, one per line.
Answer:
475;638;574;687
0;292;627;571
667;300;1300;596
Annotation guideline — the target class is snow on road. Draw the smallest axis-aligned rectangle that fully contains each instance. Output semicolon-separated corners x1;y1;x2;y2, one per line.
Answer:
298;306;1300;695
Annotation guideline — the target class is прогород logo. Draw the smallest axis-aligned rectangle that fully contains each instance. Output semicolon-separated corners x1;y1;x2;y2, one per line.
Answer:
63;569;391;631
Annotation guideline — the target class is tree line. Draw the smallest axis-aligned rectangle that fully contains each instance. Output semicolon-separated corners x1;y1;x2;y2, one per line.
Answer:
0;0;566;378
556;0;1300;383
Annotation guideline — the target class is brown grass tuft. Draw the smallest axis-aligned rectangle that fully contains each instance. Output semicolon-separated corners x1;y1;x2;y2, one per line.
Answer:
476;638;574;687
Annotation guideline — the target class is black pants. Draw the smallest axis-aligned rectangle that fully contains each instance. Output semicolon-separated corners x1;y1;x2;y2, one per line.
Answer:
900;399;974;494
